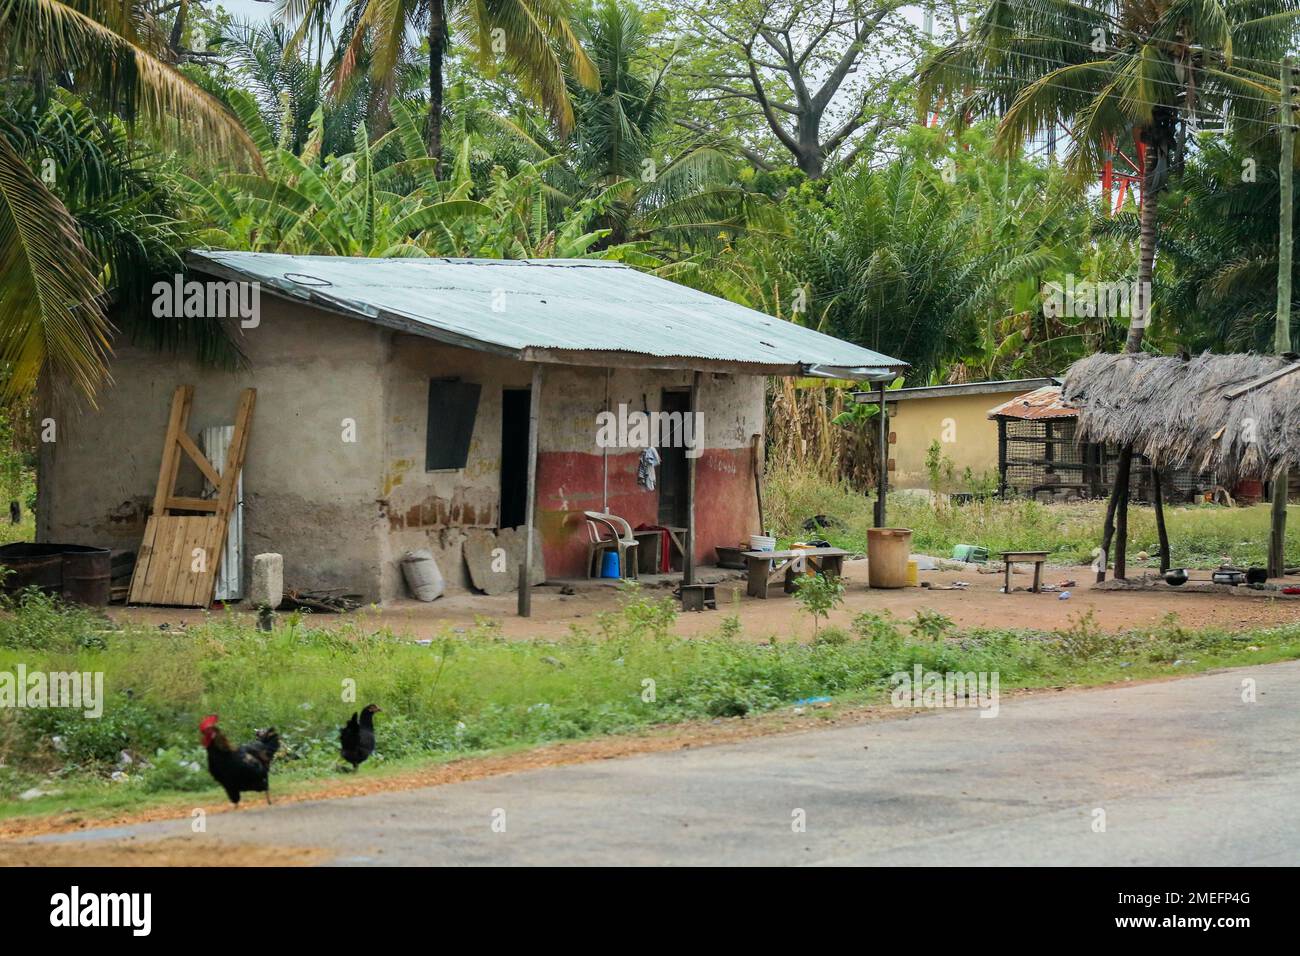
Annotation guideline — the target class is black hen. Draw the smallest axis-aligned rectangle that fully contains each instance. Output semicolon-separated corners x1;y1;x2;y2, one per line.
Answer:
339;703;381;771
199;715;279;805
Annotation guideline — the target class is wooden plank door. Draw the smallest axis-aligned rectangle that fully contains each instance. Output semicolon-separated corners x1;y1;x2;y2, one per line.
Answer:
128;386;256;607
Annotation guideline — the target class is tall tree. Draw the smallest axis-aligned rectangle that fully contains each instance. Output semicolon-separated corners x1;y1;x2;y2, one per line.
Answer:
922;0;1300;578
280;0;597;172
675;0;918;178
1144;135;1299;354
921;0;1300;353
489;0;764;246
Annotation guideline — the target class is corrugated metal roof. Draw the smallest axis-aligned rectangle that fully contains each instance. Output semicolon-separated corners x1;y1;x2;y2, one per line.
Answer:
189;251;907;379
987;385;1077;421
851;377;1058;404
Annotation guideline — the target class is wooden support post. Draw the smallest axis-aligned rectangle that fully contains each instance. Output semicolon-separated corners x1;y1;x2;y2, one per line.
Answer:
1270;56;1295;579
1152;467;1170;573
1097;445;1133;582
518;364;543;617
997;417;1007;498
684;370;701;586
1115;454;1132;579
875;384;888;527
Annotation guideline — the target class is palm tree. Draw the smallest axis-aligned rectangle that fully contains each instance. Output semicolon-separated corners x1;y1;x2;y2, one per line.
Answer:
921;0;1300;353
1145;134;1300;353
921;0;1300;579
0;0;255;403
279;0;596;173
209;18;387;159
2;89;228;360
482;0;768;248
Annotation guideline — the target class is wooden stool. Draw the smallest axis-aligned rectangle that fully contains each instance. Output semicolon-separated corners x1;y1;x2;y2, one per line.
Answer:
679;583;717;611
999;551;1050;593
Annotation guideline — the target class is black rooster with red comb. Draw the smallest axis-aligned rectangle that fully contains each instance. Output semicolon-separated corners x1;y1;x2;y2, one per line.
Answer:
199;715;279;805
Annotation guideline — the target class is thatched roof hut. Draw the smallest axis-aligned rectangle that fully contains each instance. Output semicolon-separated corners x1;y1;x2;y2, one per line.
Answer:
1061;352;1300;482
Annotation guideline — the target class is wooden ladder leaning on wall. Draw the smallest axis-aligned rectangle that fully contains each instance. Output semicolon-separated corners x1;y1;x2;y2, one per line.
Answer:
128;385;256;607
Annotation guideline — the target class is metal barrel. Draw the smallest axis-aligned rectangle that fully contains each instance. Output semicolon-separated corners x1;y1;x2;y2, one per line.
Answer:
60;547;112;606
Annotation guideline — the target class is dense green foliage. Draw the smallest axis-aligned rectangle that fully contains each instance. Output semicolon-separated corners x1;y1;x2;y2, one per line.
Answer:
4;0;1299;400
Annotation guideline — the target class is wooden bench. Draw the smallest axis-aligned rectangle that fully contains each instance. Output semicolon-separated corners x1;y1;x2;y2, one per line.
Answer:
999;550;1050;594
743;547;849;599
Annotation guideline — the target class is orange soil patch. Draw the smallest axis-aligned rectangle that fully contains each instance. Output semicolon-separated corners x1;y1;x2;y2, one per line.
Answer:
1;838;328;867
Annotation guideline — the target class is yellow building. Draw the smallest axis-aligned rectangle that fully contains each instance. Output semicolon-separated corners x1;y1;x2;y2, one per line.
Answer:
857;378;1056;492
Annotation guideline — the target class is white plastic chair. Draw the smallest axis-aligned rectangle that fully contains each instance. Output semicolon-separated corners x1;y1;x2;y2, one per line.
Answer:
583;510;640;579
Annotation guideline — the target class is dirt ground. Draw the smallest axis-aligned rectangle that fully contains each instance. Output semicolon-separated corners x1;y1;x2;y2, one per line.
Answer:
109;559;1300;641
0;839;328;867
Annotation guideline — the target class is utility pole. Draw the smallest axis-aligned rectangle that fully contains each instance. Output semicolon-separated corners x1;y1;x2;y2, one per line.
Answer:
1269;56;1295;579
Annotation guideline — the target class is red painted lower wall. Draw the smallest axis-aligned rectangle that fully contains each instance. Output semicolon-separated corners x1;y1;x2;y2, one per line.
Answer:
535;447;758;578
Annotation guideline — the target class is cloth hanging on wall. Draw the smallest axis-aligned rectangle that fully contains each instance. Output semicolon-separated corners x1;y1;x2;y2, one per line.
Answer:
637;446;662;490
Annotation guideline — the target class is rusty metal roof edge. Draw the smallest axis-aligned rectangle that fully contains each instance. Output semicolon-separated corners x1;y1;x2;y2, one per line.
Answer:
986;384;1077;421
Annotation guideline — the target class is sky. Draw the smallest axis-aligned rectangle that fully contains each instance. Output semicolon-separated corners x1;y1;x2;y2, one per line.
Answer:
215;0;279;22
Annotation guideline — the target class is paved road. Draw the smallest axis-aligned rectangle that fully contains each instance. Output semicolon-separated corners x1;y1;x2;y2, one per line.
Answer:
26;661;1300;865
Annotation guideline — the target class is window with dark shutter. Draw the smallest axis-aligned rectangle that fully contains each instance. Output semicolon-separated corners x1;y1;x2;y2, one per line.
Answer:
425;379;481;471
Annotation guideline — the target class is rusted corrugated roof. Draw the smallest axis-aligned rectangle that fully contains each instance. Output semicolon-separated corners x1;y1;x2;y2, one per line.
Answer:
188;251;907;379
987;385;1077;420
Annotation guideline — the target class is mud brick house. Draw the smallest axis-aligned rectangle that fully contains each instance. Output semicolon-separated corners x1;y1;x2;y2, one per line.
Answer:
39;252;906;606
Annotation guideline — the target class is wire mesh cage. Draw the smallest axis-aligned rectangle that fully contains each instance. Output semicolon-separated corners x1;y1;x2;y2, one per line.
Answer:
998;417;1100;498
997;417;1216;503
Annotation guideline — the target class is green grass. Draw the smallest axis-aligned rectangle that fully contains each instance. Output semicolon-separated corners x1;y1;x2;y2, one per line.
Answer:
0;510;35;547
765;464;1299;568
3;586;1300;820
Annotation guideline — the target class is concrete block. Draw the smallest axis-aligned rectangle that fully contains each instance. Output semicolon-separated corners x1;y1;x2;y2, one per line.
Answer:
249;553;284;609
463;527;545;595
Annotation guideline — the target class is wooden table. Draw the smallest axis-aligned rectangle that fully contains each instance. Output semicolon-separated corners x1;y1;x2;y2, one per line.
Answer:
999;550;1050;594
631;527;689;574
662;526;688;570
632;530;664;574
743;547;849;599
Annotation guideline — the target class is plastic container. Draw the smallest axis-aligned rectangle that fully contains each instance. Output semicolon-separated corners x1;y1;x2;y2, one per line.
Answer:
750;534;776;552
867;528;913;589
600;551;621;578
401;549;445;602
951;544;989;564
905;559;919;587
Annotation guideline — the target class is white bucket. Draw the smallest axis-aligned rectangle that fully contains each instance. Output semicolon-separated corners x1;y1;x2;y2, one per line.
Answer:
750;534;776;552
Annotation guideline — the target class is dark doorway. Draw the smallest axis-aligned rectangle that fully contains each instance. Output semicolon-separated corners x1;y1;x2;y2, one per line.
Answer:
500;388;531;529
657;390;691;527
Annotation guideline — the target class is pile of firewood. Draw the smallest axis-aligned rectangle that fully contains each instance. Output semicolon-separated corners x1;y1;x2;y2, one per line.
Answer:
282;588;363;613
